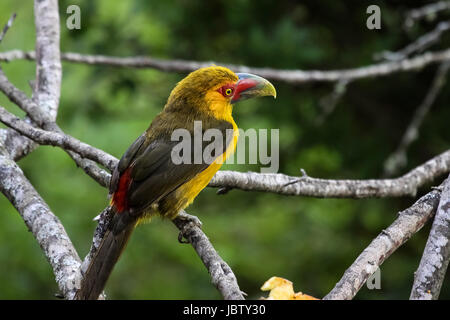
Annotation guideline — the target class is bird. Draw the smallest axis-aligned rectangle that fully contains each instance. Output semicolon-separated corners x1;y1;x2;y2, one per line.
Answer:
75;66;276;300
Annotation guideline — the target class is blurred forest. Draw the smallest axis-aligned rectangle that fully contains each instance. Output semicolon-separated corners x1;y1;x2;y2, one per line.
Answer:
0;0;449;299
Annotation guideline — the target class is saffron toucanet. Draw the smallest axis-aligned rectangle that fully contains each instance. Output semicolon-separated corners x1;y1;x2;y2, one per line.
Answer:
75;66;276;299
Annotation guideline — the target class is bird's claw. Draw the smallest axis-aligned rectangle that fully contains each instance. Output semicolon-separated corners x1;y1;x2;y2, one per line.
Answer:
176;211;203;244
216;186;232;195
177;211;203;228
178;232;189;244
432;185;444;192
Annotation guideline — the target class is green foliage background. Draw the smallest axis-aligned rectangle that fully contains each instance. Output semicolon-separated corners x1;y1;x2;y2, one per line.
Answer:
0;0;449;299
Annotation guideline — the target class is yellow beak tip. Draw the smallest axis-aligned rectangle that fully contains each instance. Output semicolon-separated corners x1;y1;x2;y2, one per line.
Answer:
261;79;276;100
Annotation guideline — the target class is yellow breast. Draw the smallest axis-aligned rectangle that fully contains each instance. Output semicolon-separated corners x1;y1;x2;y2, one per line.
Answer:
165;117;238;218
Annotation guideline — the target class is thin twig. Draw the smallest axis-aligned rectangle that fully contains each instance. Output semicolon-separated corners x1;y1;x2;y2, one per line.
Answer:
316;79;350;125
377;21;450;61
405;1;450;28
0;68;111;186
0;105;117;171
2;48;450;83
0;67;48;125
0;12;40;162
383;61;450;177
0;13;16;44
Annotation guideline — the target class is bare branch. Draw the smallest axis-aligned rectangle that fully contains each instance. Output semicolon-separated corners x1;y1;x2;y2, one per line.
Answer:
316;79;350;125
378;21;450;61
0;13;16;44
410;175;450;300
79;207;113;276
0;12;40;162
0;67;47;125
0;150;82;299
405;1;450;28
2;48;450;83
0;105;117;171
2;96;449;200
33;0;61;121
45;122;112;188
0;1;90;299
2;89;450;202
4;96;450;200
323;182;443;300
384;61;450;176
67;151;111;188
0;67;111;186
210;150;450;198
0;0;62;163
173;211;245;300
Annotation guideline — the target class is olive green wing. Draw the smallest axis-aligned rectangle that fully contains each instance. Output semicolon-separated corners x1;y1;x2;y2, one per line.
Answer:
112;119;234;214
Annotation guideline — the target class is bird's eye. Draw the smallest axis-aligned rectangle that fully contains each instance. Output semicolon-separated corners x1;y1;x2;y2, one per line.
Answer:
218;85;234;98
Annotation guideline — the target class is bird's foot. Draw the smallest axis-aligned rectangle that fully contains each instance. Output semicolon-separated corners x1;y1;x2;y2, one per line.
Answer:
431;185;444;192
175;211;203;244
216;186;233;195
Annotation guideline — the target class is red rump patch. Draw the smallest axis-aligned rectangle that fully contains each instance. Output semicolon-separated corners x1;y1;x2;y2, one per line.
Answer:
112;167;132;213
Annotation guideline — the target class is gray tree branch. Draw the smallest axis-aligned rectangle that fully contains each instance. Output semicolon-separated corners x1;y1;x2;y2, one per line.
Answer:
377;21;450;61
405;1;450;28
0;0;84;300
0;13;39;162
173;211;245;300
2;48;450;83
0;149;82;299
1;98;450;200
0;67;47;126
0;13;16;44
410;175;450;300
0;106;117;171
0;67;111;187
33;0;61;121
2;101;450;200
323;181;443;300
210;151;450;198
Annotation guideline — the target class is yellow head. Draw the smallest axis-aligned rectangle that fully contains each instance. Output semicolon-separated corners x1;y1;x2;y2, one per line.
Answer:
165;66;276;120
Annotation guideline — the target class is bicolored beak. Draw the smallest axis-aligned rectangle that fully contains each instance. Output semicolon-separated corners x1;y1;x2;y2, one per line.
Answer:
231;73;277;104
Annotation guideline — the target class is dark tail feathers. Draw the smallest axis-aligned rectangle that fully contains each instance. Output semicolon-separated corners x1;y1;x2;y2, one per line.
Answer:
75;211;136;300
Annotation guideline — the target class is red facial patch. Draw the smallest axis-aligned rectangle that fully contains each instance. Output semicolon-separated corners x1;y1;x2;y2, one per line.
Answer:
112;167;132;213
217;84;236;98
